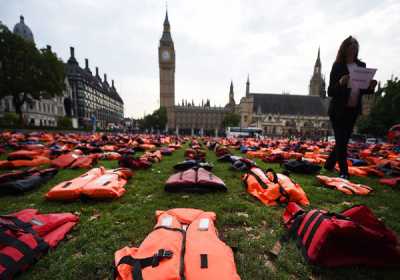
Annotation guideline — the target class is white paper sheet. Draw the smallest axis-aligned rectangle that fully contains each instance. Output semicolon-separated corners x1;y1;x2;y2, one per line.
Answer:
349;66;377;90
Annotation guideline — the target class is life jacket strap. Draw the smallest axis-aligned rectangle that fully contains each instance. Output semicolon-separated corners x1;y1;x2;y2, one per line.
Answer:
0;216;49;279
117;249;173;280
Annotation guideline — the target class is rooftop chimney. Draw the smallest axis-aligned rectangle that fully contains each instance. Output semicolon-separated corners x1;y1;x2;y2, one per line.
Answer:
95;67;99;76
85;58;89;69
70;47;75;58
112;80;115;88
104;73;107;82
20;15;24;23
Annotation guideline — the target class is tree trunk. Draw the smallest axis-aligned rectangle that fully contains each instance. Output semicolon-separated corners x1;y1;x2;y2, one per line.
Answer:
12;93;26;127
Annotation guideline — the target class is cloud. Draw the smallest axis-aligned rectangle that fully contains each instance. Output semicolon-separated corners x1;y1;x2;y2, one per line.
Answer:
1;0;399;118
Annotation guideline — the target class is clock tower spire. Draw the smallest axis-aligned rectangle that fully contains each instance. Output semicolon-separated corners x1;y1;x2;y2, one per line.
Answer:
159;9;175;128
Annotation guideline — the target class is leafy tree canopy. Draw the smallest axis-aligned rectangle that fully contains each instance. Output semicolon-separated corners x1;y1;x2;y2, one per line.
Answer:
140;107;168;130
0;27;65;122
223;112;241;128
358;77;400;137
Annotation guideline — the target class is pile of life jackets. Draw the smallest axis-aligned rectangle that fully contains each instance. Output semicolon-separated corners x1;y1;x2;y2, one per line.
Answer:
217;154;256;171
281;202;400;267
114;208;241;280
283;159;321;174
0;149;51;169
184;148;206;161
214;145;231;158
52;151;97;169
160;147;175;156
316;175;373;195
0;209;79;279
0;168;58;195
140;150;162;163
173;160;213;171
46;167;133;200
119;155;152;170
241;167;310;206
165;166;226;193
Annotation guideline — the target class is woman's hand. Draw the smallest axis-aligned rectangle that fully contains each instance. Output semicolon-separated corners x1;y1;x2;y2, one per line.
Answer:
339;75;349;86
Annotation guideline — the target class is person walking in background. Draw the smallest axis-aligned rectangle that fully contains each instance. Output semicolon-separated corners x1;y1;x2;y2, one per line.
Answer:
91;114;97;134
324;36;377;179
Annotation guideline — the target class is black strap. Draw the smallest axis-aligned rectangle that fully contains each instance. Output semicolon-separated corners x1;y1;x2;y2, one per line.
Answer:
62;181;73;188
200;254;208;269
341;186;356;195
355;184;373;191
249;169;270;190
195;168;199;183
0;217;49;279
117;249;173;280
281;210;306;242
265;168;278;183
298;211;321;242
0;253;17;279
276;185;290;205
303;214;328;251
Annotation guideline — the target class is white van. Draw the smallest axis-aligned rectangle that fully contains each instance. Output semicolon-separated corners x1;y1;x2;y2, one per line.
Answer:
366;138;377;145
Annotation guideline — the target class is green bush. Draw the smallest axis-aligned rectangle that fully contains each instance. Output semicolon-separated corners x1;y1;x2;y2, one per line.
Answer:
0;112;20;127
57;116;73;129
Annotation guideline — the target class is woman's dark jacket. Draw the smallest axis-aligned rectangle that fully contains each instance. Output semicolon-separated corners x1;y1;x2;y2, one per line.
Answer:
327;60;374;117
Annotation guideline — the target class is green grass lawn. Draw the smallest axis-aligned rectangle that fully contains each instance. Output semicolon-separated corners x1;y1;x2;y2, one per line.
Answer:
1;145;400;280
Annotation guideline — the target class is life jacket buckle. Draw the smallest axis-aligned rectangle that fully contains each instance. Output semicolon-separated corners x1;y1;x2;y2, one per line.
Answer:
151;249;173;267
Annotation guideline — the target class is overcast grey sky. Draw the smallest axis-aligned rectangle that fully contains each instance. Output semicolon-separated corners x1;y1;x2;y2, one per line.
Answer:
1;0;399;118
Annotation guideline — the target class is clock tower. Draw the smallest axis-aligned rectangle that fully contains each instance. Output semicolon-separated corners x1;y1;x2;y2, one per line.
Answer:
159;11;175;110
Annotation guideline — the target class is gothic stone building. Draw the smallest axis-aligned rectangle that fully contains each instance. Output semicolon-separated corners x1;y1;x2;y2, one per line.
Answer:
237;50;331;138
66;47;124;129
158;12;231;135
158;11;331;138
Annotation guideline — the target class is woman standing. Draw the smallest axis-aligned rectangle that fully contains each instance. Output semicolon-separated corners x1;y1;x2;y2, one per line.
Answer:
324;36;377;178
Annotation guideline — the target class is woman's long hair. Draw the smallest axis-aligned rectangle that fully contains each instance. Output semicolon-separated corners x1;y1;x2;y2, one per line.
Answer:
335;36;359;64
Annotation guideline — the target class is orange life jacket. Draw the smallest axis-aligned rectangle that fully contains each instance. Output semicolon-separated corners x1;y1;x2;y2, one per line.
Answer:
335;165;368;177
46;167;133;200
80;168;133;199
114;208;241;280
242;167;309;206
316;175;373;195
246;150;266;159
1;156;51;169
46;167;106;200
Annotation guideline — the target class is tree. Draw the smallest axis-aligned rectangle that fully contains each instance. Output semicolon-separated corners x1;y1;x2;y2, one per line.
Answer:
358;77;400;136
0;27;65;123
223;112;240;128
153;107;167;130
57;116;73;129
140;107;168;131
0;112;19;127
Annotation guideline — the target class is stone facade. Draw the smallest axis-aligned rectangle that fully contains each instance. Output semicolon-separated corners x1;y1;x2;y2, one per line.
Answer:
157;11;331;138
0;78;71;127
309;48;327;98
237;68;331;138
66;47;124;129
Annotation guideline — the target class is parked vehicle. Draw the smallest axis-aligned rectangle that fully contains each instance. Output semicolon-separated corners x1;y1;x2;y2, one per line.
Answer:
366;138;377;145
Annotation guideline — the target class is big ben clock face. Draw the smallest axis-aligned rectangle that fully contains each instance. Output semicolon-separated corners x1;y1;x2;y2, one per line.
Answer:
162;50;171;62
